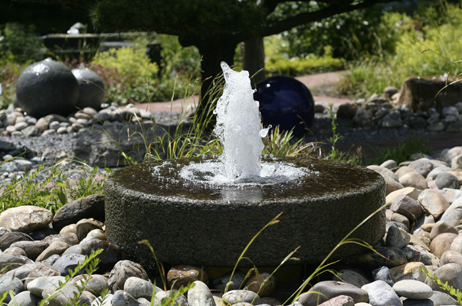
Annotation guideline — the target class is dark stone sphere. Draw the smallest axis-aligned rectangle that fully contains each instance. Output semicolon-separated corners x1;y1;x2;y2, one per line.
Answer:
15;58;79;118
72;66;105;110
254;76;315;136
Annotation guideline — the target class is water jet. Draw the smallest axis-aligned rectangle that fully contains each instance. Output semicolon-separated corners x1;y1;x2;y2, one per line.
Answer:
104;63;385;269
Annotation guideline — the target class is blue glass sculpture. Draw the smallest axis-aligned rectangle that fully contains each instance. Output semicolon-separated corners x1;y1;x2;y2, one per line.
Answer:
254;76;315;136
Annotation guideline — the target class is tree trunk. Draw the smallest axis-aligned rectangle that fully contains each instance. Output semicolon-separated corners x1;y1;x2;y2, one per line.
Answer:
241;37;266;87
195;39;238;128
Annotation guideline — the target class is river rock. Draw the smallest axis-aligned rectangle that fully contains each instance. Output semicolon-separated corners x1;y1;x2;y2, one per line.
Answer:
372;266;394;287
333;269;369;288
15;58;79;118
440;197;462;222
385;176;403;194
3;246;26;257
245;272;276;297
0;232;34;251
389;262;426;282
36;240;70;262
52;253;86;276
402;245;432;265
76;218;104;241
74;274;109;296
345;247;406;268
212;270;248;291
52;194;105;231
27;276;69;296
44;232;79;246
0;274;24;302
187;281;216;306
390;195;423;221
396;166;417;178
24;262;60;288
30;228;58;241
0;206;53;232
367;165;398;181
222;290;261;305
426;263;462;291
386;225;411;249
399;172;428;190
10;240;49;260
408;159;434;177
430;232;458;258
386;187;420;205
435;172;459;189
429;291;458;305
418;189;450;219
167;265;209;289
426;166;451;182
8;291;39;306
361;280;401;306
42;284;90;306
429;221;458;240
298;281;368;305
108;260;149;292
123;277;154;300
318;295;354;306
393;280;433;299
80;238;120;264
440;249;462;266
72;122;165;167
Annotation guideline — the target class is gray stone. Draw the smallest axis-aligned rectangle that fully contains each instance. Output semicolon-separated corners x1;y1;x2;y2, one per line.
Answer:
9;240;49;260
426;263;462;292
367;165;399;181
451;154;462;170
390;195;423;221
372;266;394;287
24;262;60;288
418;190;450;219
222;290;261;305
345;247;406;268
0;206;53;233
0;275;25;303
111;290;140;306
4;263;37;281
446;121;462;133
104;158;386;267
52;254;86;276
123;277;154;300
440;249;462;266
72;67;105;110
27;276;69;296
361;280;401;306
428;291;457;305
95;112;112;122
3;246;26;257
8;291;39;306
386;225;411;249
188;281;216;306
440;197;462;222
443;147;462;165
80;238;120;265
72;122;167;167
336;103;358;119
429;221;458;240
332;269;369;288
380;160;397;169
74;274;109;296
409;159;434;177
52;194;105;231
298;281;368;305
15;58;79;118
43;232;79;246
426;166;451;182
108;260;149;292
35;240;70;262
42;284;90;306
14;121;28;131
76;218;104;241
211;270;247;291
435;172;459;189
0;232;34;251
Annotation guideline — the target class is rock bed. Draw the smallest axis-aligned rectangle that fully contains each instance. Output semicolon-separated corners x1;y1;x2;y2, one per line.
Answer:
2;148;462;305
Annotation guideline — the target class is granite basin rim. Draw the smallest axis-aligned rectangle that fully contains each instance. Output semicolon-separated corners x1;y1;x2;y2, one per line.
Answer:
104;157;386;268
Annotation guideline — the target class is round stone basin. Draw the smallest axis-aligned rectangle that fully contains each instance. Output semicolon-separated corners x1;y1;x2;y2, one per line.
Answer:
104;157;385;268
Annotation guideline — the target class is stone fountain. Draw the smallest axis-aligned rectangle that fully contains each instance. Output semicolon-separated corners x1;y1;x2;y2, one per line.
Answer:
104;63;385;269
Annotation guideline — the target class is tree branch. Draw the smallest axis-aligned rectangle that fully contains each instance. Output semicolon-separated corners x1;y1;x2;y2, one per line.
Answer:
261;0;400;37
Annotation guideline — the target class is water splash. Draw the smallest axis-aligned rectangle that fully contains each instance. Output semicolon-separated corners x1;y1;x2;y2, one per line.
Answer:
213;62;265;181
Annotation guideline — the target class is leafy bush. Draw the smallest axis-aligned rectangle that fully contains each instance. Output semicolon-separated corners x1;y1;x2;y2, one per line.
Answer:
266;45;345;76
0;23;41;64
340;2;462;98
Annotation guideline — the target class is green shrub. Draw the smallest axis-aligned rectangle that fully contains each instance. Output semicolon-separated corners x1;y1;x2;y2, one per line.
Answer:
0;23;41;64
340;2;462;98
266;45;345;76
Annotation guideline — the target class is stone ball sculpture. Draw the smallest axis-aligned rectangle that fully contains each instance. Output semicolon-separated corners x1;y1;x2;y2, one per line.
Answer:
15;58;80;118
72;65;105;110
254;75;315;136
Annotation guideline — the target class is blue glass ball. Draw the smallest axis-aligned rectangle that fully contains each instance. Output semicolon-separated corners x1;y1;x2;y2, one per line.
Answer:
254;76;315;136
